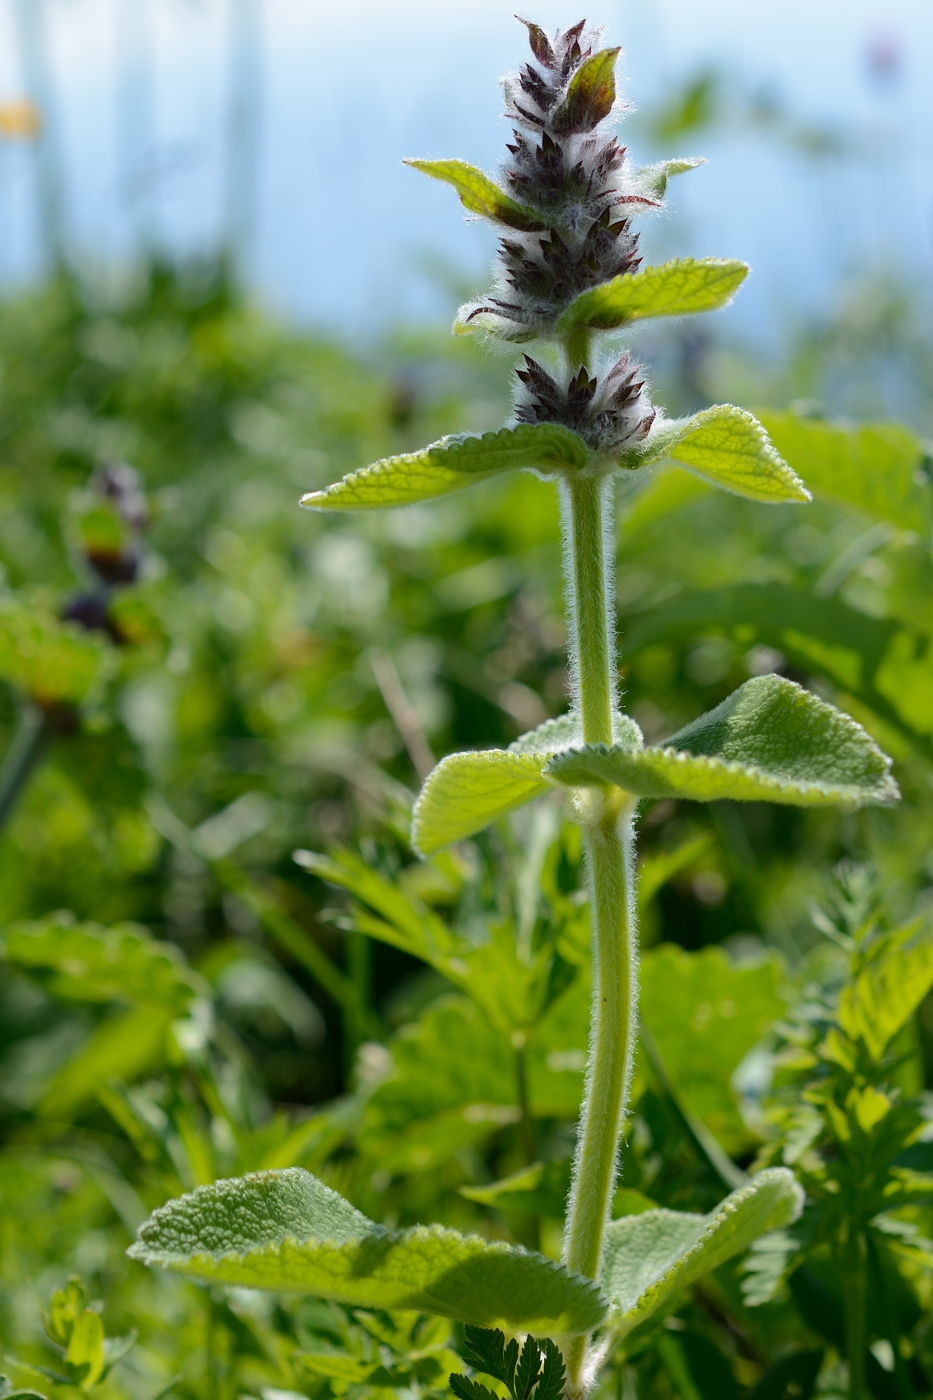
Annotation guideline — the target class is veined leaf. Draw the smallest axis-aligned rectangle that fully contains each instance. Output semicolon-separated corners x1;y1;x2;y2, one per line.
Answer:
634;157;706;198
546;675;898;808
551;47;621;135
404;159;547;232
128;1168;606;1334
412;752;552;857
301;425;589;512
757;411;932;535
601;1168;803;1336
412;714;642;854
627;406;809;503
838;915;933;1061
557;258;747;333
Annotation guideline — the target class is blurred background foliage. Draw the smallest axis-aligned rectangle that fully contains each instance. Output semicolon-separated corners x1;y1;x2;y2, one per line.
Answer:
2;7;933;1400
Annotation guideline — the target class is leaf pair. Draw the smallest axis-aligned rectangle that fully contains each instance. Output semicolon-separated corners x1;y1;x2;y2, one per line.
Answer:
301;406;807;513
412;674;897;855
128;1166;802;1340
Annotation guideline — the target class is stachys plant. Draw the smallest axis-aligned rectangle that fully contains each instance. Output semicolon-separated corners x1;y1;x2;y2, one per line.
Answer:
128;19;897;1398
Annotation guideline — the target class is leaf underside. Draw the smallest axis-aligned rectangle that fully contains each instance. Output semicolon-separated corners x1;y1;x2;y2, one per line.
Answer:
629;406;809;504
412;714;642;854
601;1168;803;1336
300;424;589;511
128;1168;605;1335
547;675;898;807
557;257;748;333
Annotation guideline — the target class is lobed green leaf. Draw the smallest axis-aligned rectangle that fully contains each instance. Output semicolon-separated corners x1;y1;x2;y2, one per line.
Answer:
601;1168;803;1336
628;406;809;503
404;159;548;232
128;1168;606;1334
557;257;747;333
301;424;589;512
546;675;898;808
837;915;933;1061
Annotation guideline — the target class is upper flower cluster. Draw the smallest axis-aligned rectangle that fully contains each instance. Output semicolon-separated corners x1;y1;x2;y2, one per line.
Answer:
464;20;655;346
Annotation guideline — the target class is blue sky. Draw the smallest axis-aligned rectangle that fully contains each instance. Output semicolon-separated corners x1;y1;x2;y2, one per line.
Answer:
1;0;930;343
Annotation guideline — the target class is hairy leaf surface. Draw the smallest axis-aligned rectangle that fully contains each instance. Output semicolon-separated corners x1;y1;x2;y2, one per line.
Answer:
546;676;897;807
404;159;547;231
601;1168;803;1335
629;406;809;503
837;916;933;1061
557;258;747;333
301;425;589;511
129;1168;605;1333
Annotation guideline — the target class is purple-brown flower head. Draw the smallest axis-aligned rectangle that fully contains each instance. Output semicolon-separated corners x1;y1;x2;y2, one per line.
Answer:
514;352;655;455
464;19;658;341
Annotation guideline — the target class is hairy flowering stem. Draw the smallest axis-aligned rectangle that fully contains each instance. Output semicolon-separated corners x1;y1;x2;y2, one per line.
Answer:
559;465;637;1396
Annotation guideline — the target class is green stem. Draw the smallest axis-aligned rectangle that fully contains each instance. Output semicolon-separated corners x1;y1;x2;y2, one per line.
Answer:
562;474;615;747
513;1030;540;1251
843;1228;867;1400
0;705;48;837
559;469;638;1397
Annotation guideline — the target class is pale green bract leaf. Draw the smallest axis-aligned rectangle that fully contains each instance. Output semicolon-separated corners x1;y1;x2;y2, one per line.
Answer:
128;1168;606;1334
546;675;898;808
556;258;748;334
601;1168;803;1336
403;159;547;232
838;916;933;1061
626;406;810;503
412;713;642;854
300;425;589;511
634;157;706;198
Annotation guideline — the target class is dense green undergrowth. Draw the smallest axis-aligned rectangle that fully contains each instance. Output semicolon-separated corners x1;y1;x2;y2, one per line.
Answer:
1;243;933;1400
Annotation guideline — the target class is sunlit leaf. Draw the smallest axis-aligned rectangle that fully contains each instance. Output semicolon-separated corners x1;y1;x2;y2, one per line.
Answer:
128;1168;606;1333
0;598;110;708
758;411;932;534
550;47;621;135
547;675;897;808
837;915;933;1061
404;159;547;232
39;1007;178;1118
301;425;589;511
557;258;747;333
626;406;809;503
601;1168;803;1335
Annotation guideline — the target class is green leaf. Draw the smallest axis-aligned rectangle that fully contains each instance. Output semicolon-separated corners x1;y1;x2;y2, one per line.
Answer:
39;1006;178;1118
450;1377;499;1400
412;751;552;856
601;1168;803;1336
0;1379;48;1400
640;945;787;1155
64;1312;106;1391
757;411;932;534
547;675;898;808
551;47;621;134
46;1279;87;1347
300;424;589;512
295;1354;385;1384
837;915;933;1061
557;258;747;333
412;714;642;854
404;159;547;232
3;917;203;1015
627;406;809;503
128;1167;606;1334
0;597;110;707
461;1327;518;1390
634;157;706;198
